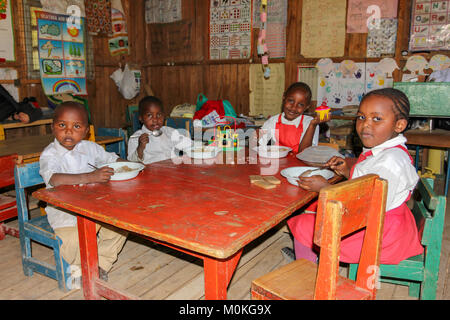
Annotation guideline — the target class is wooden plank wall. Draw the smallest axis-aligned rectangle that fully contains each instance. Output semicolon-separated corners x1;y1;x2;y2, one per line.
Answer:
3;0;449;131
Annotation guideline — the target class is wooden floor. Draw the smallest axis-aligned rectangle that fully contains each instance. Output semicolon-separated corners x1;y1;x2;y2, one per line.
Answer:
1;191;449;300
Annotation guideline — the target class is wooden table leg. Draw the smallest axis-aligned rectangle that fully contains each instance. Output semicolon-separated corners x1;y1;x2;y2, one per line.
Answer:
77;215;100;300
203;250;242;300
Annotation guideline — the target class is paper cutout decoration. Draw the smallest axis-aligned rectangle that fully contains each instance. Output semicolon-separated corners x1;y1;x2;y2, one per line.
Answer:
316;58;335;76
404;55;429;75
145;0;182;24
301;0;346;58
317;61;394;109
409;0;450;51
209;0;252;60
347;0;399;33
374;58;399;76
36;10;87;95
428;54;450;71
339;60;359;78
85;0;112;35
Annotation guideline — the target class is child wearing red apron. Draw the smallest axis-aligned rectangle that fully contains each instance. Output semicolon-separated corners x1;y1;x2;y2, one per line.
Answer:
258;82;329;154
287;88;424;265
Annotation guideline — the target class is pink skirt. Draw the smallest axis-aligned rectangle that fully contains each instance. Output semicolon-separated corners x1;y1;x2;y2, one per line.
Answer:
287;201;424;264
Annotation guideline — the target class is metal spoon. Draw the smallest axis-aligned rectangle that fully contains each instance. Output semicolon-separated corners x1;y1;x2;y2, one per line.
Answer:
152;129;162;137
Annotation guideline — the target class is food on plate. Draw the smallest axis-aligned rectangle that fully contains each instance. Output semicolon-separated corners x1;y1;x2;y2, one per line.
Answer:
114;165;134;173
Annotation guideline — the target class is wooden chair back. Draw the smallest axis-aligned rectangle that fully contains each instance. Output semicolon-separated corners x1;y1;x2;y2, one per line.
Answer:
251;174;388;300
0;153;18;239
0;153;17;188
313;174;387;299
348;177;447;299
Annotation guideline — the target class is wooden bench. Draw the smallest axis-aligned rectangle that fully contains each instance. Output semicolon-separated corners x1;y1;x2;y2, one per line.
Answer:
0;118;53;140
348;177;447;300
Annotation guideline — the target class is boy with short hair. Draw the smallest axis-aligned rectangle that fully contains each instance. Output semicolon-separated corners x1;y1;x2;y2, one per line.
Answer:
39;101;128;283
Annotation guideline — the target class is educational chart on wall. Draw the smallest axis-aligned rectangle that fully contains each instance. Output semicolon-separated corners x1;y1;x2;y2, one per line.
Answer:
36;11;87;95
249;63;285;116
409;0;450;51
301;0;346;58
0;0;15;61
316;60;394;109
209;0;252;60
346;0;398;33
145;0;182;24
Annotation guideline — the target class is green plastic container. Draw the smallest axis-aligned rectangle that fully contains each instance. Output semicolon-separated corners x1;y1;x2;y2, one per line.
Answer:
393;82;450;117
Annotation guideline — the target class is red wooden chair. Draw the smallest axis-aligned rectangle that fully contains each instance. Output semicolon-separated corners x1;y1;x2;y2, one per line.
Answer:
0;153;19;239
251;174;388;300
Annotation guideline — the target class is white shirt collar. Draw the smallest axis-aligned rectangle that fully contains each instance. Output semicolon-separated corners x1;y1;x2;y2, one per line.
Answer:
362;134;407;157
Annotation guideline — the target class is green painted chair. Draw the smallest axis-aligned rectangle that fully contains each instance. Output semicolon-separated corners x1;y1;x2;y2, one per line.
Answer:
348;177;447;300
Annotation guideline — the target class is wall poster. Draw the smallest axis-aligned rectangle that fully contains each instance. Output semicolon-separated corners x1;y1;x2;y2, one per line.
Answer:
36;11;87;95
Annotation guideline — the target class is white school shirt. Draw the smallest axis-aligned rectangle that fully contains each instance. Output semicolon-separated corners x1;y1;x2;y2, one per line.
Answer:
39;139;120;229
352;134;419;211
258;113;319;147
127;125;193;164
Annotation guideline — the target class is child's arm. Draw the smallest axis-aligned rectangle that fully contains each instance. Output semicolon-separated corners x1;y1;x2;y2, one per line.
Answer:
298;113;330;153
325;156;350;179
136;133;150;161
49;167;115;187
297;175;330;192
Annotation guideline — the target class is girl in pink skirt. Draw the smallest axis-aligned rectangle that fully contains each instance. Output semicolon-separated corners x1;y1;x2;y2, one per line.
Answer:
287;88;423;264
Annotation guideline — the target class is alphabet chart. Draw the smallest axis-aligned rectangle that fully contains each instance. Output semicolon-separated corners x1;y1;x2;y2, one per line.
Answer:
409;0;450;51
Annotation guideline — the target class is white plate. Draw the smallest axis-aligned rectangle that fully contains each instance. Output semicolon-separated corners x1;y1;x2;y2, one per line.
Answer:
99;162;145;181
183;145;221;159
252;146;292;158
296;145;344;165
280;166;335;187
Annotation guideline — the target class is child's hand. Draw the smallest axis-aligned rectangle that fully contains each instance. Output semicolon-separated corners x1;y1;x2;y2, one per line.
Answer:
325;156;350;178
296;175;330;192
137;133;149;159
89;166;114;183
310;112;330;126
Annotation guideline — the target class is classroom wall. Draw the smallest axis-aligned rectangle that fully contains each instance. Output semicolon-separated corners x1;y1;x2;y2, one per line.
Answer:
3;0;450;132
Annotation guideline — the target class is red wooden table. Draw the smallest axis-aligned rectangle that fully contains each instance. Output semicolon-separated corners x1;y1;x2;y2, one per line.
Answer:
32;150;340;300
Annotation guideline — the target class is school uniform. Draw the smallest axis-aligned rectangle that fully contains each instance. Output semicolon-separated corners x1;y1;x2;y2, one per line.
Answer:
127;125;193;164
258;113;319;153
39;139;128;272
288;134;424;264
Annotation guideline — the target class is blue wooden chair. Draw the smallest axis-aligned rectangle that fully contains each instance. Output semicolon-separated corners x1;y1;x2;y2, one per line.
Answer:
348;177;447;299
15;161;73;291
126;105;141;135
97;127;127;159
166;117;193;137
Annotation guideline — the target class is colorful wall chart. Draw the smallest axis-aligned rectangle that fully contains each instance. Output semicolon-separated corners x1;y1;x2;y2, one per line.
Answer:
0;0;15;61
209;0;252;60
316;60;394;109
36;11;87;95
410;0;450;51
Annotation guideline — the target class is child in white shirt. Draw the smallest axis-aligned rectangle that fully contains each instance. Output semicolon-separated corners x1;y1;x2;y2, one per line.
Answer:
39;102;128;282
258;82;329;154
127;96;192;164
287;88;423;265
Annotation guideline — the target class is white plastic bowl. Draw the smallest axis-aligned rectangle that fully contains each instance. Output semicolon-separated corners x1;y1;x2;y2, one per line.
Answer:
253;146;292;158
99;162;145;181
184;145;221;159
280;166;335;187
